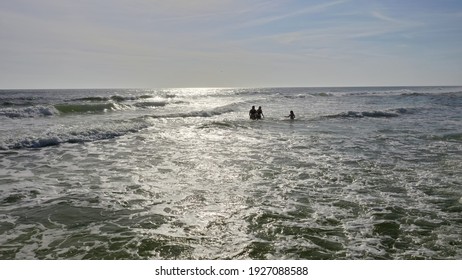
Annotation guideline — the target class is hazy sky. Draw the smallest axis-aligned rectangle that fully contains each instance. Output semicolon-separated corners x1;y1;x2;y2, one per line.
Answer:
1;0;461;88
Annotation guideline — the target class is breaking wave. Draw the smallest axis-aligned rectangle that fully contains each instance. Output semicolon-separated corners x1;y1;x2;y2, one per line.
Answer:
0;101;170;119
0;101;239;149
0;106;59;118
0;120;150;150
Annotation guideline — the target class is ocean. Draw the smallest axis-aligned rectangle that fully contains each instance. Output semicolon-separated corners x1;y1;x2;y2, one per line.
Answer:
0;87;461;260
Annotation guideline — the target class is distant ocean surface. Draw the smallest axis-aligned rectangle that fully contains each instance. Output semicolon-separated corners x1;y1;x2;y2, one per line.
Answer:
1;87;461;259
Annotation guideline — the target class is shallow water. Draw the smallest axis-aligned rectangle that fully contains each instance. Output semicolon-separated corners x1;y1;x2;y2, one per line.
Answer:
1;87;461;259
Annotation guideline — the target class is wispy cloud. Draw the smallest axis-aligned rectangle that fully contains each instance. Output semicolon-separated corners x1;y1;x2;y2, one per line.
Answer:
371;10;423;28
237;0;348;28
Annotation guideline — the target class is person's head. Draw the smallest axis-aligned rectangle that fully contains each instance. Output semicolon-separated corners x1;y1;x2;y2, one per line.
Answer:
258;106;262;109
252;106;255;109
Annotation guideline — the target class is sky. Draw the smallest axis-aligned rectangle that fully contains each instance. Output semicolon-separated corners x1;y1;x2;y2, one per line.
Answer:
1;0;461;88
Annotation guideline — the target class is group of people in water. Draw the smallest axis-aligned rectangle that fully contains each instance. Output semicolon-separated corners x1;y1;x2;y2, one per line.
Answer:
249;106;264;120
249;106;295;120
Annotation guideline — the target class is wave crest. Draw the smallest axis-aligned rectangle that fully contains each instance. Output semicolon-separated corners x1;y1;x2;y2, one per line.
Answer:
1;120;149;150
0;106;59;118
326;110;401;119
54;103;124;114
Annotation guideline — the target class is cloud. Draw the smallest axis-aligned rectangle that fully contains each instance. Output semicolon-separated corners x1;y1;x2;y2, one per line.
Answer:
371;11;402;24
236;0;348;28
1;0;461;87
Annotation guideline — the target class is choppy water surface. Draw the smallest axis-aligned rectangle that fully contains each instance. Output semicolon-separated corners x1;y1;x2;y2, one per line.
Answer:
1;87;461;259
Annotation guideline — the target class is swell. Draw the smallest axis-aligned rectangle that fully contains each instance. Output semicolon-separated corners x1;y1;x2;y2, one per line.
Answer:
431;132;462;142
71;94;154;102
324;108;418;119
277;87;462;98
54;103;125;114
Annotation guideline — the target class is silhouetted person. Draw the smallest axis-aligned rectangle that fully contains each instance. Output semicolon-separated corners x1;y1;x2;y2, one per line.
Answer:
249;106;257;120
256;106;264;120
287;110;295;120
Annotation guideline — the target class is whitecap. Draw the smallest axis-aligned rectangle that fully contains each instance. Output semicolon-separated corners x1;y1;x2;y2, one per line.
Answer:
0;105;59;118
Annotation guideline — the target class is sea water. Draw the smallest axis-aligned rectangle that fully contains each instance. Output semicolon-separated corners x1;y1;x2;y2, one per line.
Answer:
0;87;461;259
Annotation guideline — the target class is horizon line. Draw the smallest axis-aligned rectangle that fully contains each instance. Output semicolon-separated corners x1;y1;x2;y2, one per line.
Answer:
1;84;461;91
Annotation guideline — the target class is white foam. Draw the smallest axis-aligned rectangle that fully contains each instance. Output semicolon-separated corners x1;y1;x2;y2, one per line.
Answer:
2;119;150;149
1;87;461;260
0;105;58;118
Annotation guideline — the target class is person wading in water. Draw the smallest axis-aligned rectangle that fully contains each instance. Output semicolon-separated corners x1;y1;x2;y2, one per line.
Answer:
249;106;257;120
287;110;295;120
256;106;264;120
